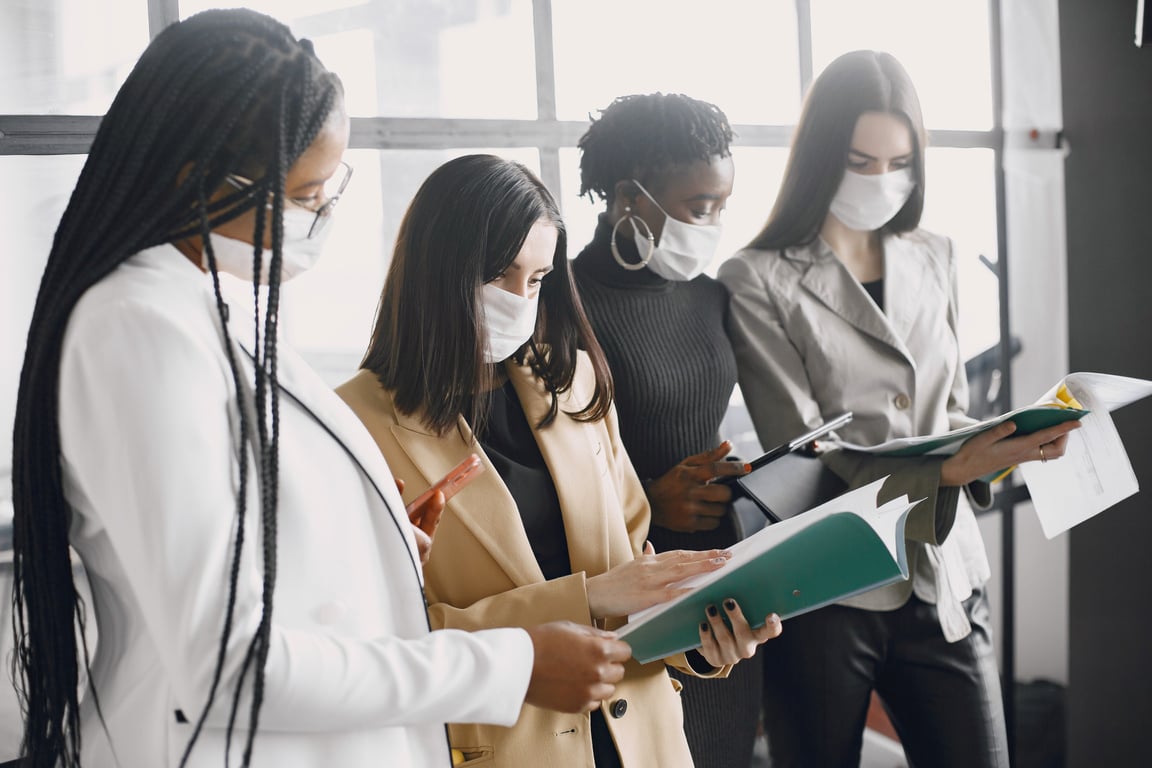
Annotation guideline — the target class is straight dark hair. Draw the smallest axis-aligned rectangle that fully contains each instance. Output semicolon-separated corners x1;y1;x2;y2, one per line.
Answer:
748;49;927;251
362;154;613;436
10;9;342;767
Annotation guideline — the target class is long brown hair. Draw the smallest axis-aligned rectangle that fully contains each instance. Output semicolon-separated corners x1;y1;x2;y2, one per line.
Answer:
748;49;927;251
362;154;613;436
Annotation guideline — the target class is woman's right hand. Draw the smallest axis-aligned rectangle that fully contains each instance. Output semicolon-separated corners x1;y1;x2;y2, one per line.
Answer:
645;442;750;533
940;419;1082;487
523;621;632;713
585;542;731;620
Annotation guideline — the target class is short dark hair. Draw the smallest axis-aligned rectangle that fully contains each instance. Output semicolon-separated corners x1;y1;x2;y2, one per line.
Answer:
12;9;342;767
362;154;613;436
748;50;927;251
578;92;734;204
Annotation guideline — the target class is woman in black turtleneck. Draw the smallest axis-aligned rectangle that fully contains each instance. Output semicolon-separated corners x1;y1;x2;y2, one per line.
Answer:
572;93;764;768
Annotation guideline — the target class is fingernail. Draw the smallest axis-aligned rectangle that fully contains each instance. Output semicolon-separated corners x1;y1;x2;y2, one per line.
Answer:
769;614;780;624
706;604;718;617
723;599;736;611
711;557;728;564
743;463;752;473
700;622;710;633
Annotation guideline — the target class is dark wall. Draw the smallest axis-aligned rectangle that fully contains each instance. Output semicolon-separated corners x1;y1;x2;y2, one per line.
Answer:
1060;0;1152;764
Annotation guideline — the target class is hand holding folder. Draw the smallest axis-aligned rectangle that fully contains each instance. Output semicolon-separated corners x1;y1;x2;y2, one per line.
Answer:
618;477;918;663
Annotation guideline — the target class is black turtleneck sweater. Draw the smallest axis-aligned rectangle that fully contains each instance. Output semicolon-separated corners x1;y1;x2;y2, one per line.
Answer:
573;214;740;553
574;215;762;768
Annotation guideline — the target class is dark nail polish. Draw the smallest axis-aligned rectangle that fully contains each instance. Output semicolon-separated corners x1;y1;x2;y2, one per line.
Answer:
700;622;710;633
723;599;736;611
706;604;718;617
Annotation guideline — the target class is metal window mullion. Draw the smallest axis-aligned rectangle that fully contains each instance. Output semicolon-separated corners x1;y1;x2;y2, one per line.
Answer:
796;0;814;96
532;0;563;200
0;116;1000;156
149;0;180;39
987;0;1017;762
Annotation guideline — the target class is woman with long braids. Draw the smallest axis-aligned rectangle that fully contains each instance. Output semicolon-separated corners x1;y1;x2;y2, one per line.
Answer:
337;153;782;768
11;10;630;768
570;93;763;768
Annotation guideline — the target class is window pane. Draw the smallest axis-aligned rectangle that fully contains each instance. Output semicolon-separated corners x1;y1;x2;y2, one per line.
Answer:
552;0;801;125
559;146;788;274
921;148;1000;361
0;155;86;484
0;0;148;113
280;147;541;382
810;0;993;130
181;0;538;119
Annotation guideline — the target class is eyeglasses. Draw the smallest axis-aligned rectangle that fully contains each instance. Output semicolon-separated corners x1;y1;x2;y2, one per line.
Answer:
226;160;353;239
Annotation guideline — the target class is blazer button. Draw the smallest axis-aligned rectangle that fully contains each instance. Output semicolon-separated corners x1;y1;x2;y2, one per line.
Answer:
610;699;628;719
894;393;911;410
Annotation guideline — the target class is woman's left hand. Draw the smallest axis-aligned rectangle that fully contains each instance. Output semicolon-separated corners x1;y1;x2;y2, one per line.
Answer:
697;598;782;666
396;477;445;565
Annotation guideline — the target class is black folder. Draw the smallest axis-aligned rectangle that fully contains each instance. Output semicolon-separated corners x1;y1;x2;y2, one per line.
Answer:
725;412;853;523
735;451;848;524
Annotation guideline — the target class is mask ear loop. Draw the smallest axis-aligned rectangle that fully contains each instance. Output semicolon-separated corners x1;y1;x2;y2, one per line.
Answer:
610;205;655;271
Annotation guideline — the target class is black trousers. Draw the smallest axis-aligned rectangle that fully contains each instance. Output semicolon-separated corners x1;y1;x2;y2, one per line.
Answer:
762;587;1009;768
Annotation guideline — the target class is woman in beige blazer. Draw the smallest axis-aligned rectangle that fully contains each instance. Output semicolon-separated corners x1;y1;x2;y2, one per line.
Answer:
338;154;781;768
718;51;1079;768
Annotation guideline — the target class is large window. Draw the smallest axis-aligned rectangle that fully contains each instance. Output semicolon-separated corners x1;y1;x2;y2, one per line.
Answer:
1;0;1002;475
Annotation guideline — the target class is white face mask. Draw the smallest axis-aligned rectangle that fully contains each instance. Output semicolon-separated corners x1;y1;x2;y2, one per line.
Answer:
829;168;915;232
481;282;539;363
630;179;722;282
202;207;330;284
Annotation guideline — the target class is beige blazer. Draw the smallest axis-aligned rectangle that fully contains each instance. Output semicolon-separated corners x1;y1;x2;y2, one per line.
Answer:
719;230;991;641
337;352;711;768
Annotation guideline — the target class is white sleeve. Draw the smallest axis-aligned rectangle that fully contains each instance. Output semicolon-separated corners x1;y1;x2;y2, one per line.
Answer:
59;296;531;732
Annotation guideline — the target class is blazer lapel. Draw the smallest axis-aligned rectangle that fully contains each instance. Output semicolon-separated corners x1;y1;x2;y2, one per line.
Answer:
388;401;546;588
790;239;914;366
230;319;404;519
506;361;610;579
882;234;930;350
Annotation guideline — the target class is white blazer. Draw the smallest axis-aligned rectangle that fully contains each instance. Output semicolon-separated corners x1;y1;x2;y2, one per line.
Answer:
58;245;532;767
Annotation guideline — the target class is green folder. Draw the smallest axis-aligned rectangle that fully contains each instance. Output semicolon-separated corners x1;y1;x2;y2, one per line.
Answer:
873;406;1088;458
618;478;915;664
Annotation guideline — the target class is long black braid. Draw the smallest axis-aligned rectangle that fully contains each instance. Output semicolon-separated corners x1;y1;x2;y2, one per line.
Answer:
10;9;341;767
577;92;734;204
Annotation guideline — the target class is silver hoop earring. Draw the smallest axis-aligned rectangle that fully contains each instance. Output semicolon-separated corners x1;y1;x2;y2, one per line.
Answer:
610;206;655;271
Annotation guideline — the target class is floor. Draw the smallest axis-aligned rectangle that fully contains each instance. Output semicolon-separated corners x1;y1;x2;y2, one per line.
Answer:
751;729;908;768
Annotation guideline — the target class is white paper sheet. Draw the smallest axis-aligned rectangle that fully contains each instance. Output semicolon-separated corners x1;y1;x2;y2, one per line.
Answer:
1020;372;1152;537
